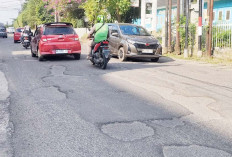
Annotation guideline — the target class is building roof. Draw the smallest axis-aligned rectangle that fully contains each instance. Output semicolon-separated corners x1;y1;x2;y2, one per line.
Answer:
157;0;177;8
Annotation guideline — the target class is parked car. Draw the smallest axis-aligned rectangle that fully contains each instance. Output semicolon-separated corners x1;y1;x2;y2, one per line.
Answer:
31;22;81;61
107;23;162;62
7;27;15;33
14;28;24;43
0;26;7;38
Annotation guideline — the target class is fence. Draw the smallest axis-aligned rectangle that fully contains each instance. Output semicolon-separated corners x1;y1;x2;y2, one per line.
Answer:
212;22;232;48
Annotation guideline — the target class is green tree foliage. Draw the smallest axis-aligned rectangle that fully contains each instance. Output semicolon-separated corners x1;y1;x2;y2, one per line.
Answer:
178;15;196;53
14;0;85;28
106;0;131;22
80;0;108;26
14;0;53;28
81;0;131;25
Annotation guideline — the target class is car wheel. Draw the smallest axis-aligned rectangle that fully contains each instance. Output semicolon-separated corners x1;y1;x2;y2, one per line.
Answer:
73;54;80;60
14;40;17;43
118;47;127;62
151;58;159;62
31;46;36;57
37;49;44;61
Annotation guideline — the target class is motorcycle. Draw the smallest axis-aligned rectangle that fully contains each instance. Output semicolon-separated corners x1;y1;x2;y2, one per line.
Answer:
21;33;32;49
90;40;111;69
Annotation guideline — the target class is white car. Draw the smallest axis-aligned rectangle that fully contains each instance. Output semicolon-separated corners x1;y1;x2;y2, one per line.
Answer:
7;27;15;33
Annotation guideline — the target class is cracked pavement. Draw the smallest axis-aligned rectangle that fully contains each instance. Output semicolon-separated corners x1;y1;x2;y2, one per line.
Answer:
0;35;232;156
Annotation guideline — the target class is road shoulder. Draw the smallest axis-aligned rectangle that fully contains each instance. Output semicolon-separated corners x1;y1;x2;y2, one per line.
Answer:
0;71;12;157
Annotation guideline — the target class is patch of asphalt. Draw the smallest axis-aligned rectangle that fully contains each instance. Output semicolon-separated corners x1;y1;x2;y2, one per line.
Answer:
101;121;155;142
103;71;221;122
0;71;13;157
163;145;232;157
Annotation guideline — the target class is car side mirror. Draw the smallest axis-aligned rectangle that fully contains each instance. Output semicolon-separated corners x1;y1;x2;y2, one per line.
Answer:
111;32;119;37
29;32;33;36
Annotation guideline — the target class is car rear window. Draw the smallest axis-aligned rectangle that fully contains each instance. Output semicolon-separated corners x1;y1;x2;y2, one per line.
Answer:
16;28;23;32
44;27;76;35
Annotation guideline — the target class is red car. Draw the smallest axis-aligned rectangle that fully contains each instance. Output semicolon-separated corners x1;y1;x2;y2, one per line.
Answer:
14;28;24;43
31;22;81;61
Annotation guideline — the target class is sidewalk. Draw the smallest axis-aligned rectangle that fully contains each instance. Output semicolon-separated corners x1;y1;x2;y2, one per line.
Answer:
0;71;12;157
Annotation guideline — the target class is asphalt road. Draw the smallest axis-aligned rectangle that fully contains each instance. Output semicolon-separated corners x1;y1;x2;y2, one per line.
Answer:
0;34;232;157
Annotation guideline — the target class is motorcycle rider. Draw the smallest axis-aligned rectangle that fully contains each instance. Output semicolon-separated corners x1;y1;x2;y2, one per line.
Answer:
21;26;32;43
87;15;109;60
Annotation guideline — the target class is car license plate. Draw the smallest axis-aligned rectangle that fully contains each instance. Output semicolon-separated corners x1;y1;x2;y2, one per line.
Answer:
142;49;153;53
56;50;68;54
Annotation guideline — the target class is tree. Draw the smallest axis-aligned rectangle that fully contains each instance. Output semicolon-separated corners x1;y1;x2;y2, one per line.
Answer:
81;0;131;25
105;0;131;22
43;0;85;22
14;0;54;28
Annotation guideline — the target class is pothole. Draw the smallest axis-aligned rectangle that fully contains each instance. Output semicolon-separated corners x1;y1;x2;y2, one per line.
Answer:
101;121;154;142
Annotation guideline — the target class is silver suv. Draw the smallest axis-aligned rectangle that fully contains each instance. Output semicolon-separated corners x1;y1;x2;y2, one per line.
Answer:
0;27;7;38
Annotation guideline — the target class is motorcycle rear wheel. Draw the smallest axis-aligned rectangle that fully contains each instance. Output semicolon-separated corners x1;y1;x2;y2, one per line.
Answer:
100;55;107;69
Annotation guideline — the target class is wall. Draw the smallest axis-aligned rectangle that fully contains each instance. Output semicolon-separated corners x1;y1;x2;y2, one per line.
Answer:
204;0;232;23
156;7;177;31
74;28;89;39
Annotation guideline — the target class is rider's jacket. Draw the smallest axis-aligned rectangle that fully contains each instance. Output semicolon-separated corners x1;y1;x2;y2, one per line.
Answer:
94;23;109;43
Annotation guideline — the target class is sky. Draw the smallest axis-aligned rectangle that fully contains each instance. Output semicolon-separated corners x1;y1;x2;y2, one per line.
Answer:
0;0;25;25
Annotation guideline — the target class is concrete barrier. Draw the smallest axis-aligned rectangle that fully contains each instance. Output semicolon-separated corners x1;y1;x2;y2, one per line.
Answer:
74;28;89;38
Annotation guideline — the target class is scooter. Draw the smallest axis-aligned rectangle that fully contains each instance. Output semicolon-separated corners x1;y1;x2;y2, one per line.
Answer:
90;40;111;69
21;33;32;49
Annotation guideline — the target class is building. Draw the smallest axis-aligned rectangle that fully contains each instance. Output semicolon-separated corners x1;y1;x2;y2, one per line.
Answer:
138;0;232;32
204;0;232;23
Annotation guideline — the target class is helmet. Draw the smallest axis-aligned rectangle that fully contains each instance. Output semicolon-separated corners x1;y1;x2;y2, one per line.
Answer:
97;15;105;23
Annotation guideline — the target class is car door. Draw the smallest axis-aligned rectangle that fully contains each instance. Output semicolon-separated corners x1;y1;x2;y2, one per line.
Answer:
108;24;121;55
31;27;41;52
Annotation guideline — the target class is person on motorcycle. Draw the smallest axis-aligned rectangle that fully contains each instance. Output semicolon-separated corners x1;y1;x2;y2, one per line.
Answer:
21;26;32;42
87;15;109;60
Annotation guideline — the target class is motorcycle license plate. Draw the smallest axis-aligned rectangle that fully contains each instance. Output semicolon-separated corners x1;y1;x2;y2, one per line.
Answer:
56;50;68;54
142;49;153;53
103;49;111;58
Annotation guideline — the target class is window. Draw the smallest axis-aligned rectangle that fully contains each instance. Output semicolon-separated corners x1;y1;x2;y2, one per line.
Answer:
146;3;152;14
109;25;119;36
218;11;223;21
226;10;231;20
44;27;76;35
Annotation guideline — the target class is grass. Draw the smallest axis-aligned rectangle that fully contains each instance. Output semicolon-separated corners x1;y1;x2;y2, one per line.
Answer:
163;53;232;66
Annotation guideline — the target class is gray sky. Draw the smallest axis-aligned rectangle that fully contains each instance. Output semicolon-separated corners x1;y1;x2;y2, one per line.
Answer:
0;0;25;25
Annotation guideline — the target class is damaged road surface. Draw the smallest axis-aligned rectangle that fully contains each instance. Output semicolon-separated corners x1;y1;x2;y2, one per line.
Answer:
0;35;232;157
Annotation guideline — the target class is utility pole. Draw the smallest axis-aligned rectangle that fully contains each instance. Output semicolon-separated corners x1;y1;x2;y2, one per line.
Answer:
183;0;186;16
165;2;169;52
208;0;214;56
175;0;181;54
184;0;189;58
197;0;203;57
168;0;172;53
206;0;210;52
